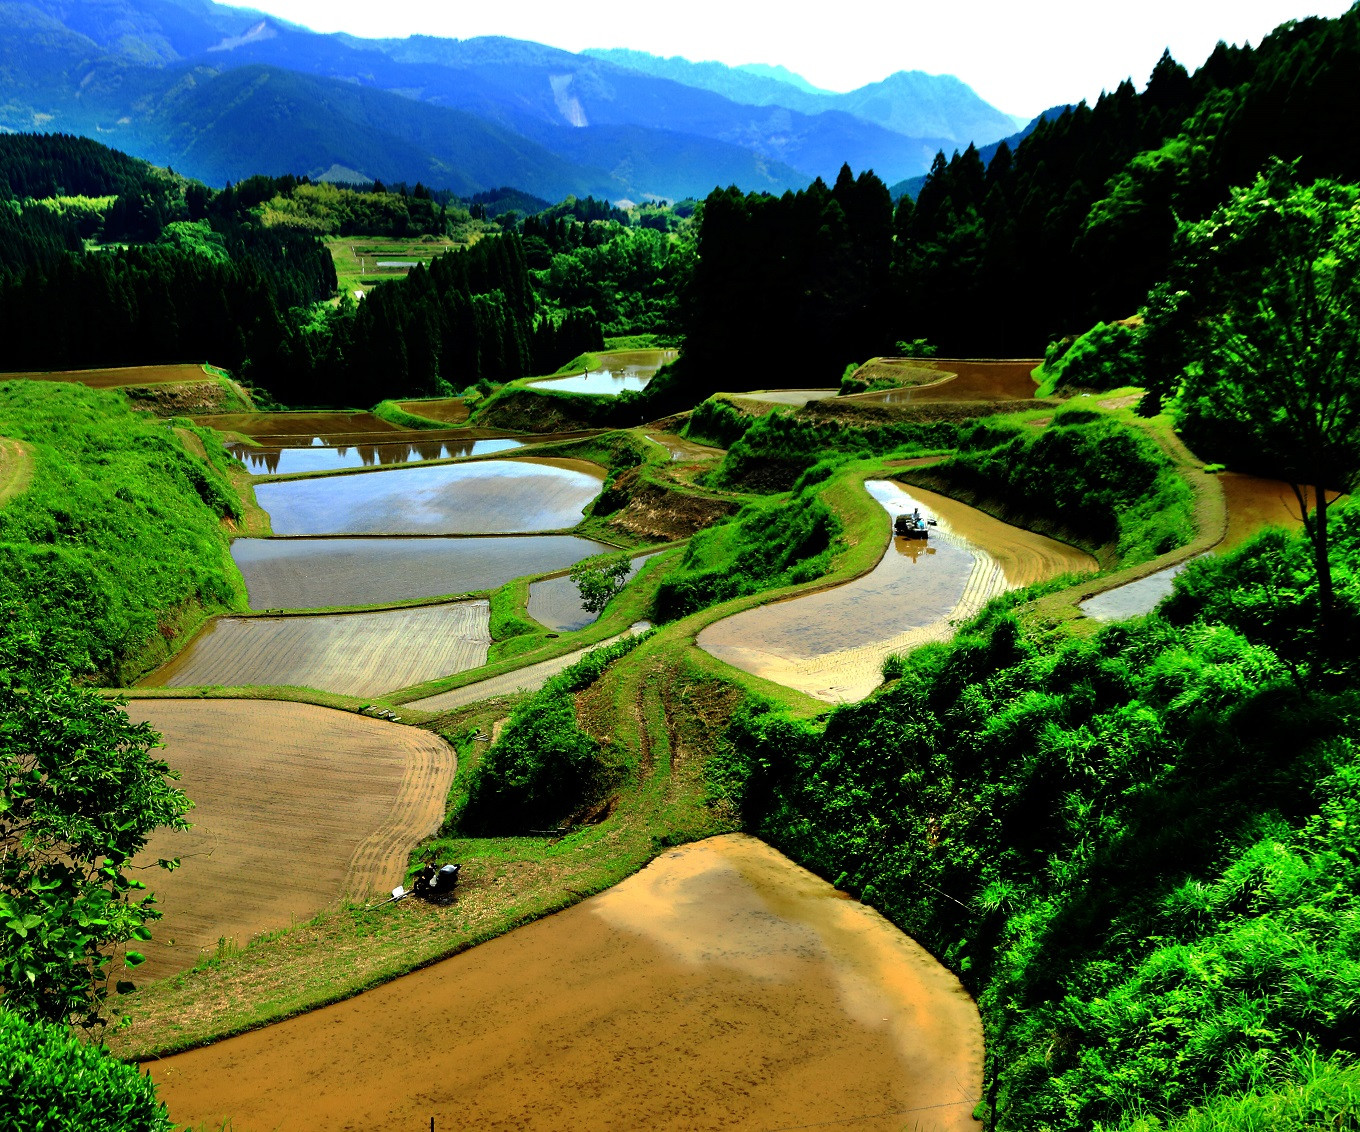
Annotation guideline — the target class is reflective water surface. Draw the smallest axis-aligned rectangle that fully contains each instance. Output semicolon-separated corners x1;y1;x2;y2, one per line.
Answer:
232;535;611;610
230;437;522;476
526;552;660;631
254;458;605;535
529;348;676;396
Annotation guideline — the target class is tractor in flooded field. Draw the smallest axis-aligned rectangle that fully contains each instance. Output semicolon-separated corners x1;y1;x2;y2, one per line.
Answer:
895;507;931;540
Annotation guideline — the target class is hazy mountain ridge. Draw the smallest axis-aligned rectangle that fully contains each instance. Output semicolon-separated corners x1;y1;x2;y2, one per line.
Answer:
0;0;1024;198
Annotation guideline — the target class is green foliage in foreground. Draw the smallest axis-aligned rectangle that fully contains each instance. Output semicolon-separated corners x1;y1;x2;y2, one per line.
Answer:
0;1008;172;1131
720;512;1360;1130
0;382;242;681
1039;319;1144;394
458;632;652;834
653;486;842;622
927;413;1194;563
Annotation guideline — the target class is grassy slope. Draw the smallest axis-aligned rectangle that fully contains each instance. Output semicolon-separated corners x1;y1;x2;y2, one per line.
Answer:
0;382;247;682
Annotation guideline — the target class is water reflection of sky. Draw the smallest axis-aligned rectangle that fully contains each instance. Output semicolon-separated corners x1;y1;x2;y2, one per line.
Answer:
530;367;653;396
253;459;604;535
229;437;521;476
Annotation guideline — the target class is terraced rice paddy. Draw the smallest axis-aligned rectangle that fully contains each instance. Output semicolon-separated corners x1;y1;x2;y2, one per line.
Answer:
392;397;471;424
229;437;521;476
123;700;455;981
231;535;610;609
0;363;215;387
255;458;605;535
407;622;651;712
150;835;983;1131
195;410;408;440
698;481;1094;702
526;553;659;632
848;359;1040;404
141;602;490;697
732;388;840;406
529;349;677;396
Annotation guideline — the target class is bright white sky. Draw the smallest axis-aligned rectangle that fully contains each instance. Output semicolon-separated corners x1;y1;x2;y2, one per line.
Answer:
222;0;1355;117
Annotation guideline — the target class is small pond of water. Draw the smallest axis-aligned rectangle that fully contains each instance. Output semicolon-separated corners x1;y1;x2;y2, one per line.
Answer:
232;535;611;610
526;552;660;632
230;437;522;476
253;458;604;535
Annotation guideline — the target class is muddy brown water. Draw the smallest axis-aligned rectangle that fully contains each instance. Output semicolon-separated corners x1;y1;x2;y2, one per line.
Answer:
196;411;409;438
526;551;660;632
231;534;611;610
150;835;982;1131
848;360;1039;404
229;437;522;476
699;481;1094;701
254;457;605;535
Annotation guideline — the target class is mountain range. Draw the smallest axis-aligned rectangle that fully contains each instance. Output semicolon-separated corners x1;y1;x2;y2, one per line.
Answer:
0;0;1030;201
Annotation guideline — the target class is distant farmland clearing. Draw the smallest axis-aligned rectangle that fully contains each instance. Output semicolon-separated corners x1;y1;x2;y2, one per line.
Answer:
124;700;455;983
143;602;491;697
0;363;216;387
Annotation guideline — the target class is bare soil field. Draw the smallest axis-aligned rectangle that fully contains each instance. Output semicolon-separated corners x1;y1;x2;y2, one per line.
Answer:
392;397;471;423
0;363;214;387
141;602;491;697
699;482;1094;702
122;700;455;981
1219;471;1332;550
231;535;610;610
849;357;953;388
0;436;33;506
254;457;605;535
732;387;841;406
150;835;982;1131
196;410;408;440
848;359;1041;404
407;621;651;712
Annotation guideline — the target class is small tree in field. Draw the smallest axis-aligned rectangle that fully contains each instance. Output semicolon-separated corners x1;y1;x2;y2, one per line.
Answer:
1149;162;1360;625
569;552;634;615
0;618;191;1028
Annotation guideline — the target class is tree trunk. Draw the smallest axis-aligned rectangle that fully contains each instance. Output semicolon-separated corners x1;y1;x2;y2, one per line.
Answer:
1315;482;1333;627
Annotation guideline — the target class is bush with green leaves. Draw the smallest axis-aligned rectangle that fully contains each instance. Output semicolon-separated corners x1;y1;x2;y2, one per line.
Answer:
924;413;1193;563
459;631;651;833
0;1008;173;1131
1039;319;1144;392
1;616;191;1028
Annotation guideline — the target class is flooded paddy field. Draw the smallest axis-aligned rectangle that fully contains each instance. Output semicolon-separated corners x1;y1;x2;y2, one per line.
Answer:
141;602;490;697
229;437;522;476
124;700;454;981
848;359;1039;404
232;534;610;609
408;621;651;712
699;481;1094;702
392;397;471;424
254;457;605;535
526;552;660;632
192;410;412;440
150;834;982;1131
1;362;216;387
529;348;677;396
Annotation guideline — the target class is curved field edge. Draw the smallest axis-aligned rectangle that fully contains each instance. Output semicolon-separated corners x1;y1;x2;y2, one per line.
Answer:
110;406;1211;1059
0;436;34;505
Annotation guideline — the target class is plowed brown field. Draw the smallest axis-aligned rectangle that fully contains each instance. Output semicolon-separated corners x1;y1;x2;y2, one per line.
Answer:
141;602;491;697
123;700;455;981
0;363;213;387
150;835;982;1131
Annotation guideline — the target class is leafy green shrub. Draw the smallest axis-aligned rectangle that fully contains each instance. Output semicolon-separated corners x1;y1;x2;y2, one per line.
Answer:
653;489;842;621
0;1008;172;1131
0;382;244;681
458;631;651;832
925;414;1193;563
1040;319;1144;392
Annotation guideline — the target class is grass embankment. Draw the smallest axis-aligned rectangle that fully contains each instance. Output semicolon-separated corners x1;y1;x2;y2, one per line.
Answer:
839;356;951;394
0;382;246;682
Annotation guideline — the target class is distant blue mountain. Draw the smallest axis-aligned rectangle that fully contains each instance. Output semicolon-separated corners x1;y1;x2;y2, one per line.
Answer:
0;0;1027;199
